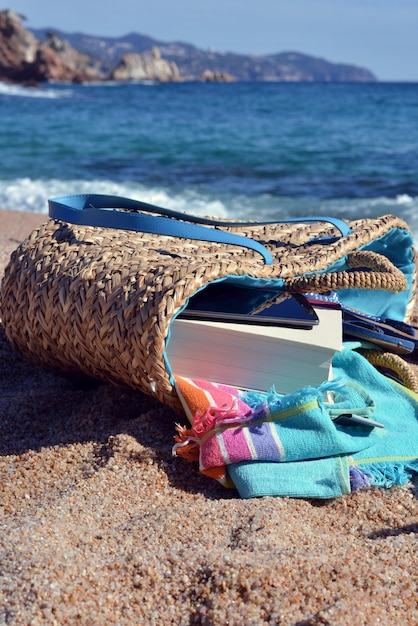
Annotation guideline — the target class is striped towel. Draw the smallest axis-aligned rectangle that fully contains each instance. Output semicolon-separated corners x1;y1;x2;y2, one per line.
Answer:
172;365;391;497
173;377;253;486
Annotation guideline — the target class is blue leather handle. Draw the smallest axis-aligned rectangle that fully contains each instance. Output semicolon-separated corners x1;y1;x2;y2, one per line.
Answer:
48;194;351;266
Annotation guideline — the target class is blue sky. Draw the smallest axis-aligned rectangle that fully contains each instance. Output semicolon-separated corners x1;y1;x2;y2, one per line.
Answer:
8;0;418;81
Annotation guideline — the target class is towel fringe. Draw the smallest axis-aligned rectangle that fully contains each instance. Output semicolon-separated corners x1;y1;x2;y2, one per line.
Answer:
354;460;418;489
172;424;200;461
192;396;248;435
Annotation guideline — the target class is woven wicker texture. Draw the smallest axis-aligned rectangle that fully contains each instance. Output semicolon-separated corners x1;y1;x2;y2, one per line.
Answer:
360;349;418;393
0;213;415;411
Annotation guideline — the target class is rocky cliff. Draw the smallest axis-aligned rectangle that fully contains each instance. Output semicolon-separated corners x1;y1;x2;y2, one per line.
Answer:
0;10;100;83
1;10;377;85
32;29;377;83
0;9;38;82
0;11;180;84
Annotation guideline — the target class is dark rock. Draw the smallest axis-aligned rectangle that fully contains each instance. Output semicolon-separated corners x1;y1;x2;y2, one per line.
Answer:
0;12;179;85
199;69;236;82
38;32;103;80
0;9;38;82
0;10;102;84
30;46;83;83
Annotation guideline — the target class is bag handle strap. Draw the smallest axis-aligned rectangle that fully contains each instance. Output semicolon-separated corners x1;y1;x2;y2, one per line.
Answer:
48;194;351;266
360;349;418;392
284;250;408;293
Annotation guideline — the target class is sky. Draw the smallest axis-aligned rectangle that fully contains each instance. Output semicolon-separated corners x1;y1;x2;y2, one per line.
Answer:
7;0;418;81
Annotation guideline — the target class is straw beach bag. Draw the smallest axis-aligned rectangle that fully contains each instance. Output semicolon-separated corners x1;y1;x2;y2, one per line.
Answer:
0;194;416;412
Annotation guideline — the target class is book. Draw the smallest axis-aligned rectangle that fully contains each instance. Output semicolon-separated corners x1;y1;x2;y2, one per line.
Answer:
166;304;342;394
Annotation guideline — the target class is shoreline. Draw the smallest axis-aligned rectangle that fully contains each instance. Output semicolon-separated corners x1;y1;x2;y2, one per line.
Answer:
0;207;417;624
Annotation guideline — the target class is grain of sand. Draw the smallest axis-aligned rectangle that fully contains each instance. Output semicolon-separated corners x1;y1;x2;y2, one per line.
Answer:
0;209;417;625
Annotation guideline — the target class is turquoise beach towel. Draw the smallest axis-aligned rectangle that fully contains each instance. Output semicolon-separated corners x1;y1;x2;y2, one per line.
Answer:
228;349;418;498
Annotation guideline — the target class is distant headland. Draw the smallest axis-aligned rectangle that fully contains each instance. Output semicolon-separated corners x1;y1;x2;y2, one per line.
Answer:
0;10;377;85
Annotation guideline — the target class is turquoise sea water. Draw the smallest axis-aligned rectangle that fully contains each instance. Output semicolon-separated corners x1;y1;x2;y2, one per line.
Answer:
0;80;417;238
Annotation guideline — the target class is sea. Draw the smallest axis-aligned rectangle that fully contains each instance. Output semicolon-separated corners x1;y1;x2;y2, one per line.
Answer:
1;80;417;242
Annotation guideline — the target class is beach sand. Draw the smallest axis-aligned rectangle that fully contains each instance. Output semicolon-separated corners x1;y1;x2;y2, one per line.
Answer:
0;208;417;625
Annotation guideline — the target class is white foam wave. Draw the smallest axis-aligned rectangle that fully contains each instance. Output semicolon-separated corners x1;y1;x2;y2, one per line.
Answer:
1;177;417;246
0;80;159;97
0;81;74;99
395;194;414;205
316;195;418;235
0;178;230;218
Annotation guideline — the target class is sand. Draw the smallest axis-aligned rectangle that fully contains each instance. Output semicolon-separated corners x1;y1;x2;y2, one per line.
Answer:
0;208;417;625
